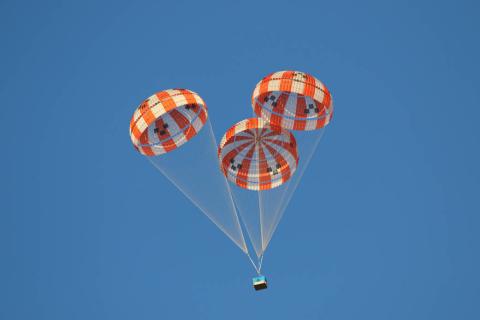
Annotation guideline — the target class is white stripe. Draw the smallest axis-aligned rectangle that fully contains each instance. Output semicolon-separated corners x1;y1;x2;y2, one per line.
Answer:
150;103;165;118
313;86;326;104
133;108;142;123
151;144;166;154
136;117;148;135
271;71;285;79
267;78;281;92
290;78;305;96
172;94;189;107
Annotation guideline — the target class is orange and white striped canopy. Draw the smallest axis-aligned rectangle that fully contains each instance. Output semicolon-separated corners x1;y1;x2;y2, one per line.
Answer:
129;89;208;156
218;118;299;191
252;71;333;130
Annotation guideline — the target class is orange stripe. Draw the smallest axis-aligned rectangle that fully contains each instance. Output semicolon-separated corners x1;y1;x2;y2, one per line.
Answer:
139;130;150;149
198;108;207;124
279;71;294;92
257;139;272;190
137;115;157;156
269;93;288;126
303;74;316;98
293;96;308;130
246;118;259;130
156;91;177;113
258;73;274;97
183;91;197;106
253;96;265;117
262;140;292;184
142;107;156;128
314;100;328;129
225;126;237;143
322;87;331;106
235;143;256;186
141;146;155;156
131;125;142;140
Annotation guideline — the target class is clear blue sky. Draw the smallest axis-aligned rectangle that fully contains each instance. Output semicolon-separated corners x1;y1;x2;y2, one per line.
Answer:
1;0;479;319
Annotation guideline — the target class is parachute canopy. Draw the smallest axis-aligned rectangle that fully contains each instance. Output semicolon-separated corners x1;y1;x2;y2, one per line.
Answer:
129;89;208;156
218;118;299;191
252;70;333;131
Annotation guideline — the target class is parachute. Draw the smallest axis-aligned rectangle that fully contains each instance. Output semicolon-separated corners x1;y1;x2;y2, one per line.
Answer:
129;89;208;156
251;70;333;130
218;118;299;191
129;71;334;285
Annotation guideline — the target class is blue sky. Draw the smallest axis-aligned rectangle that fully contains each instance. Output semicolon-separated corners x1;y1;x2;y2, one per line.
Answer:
1;0;479;319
